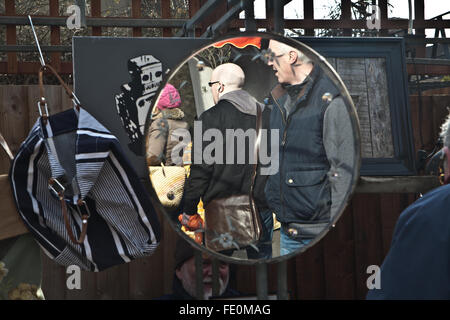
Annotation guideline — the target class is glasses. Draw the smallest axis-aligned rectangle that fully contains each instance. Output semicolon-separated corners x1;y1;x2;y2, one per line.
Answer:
208;81;220;87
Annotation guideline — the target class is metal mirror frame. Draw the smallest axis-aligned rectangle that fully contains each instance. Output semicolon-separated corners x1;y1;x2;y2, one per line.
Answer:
144;31;362;265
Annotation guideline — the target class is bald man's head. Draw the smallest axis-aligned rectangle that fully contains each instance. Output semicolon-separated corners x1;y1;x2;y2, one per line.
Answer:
210;63;245;103
212;63;245;87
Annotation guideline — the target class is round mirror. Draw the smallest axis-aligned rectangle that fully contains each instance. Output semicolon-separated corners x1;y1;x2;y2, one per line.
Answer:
144;32;361;264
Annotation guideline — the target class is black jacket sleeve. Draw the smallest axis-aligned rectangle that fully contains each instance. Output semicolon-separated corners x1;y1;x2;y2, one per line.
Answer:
182;111;214;215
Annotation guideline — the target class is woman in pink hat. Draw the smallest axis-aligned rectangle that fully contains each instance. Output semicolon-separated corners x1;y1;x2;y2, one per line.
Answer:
146;83;189;166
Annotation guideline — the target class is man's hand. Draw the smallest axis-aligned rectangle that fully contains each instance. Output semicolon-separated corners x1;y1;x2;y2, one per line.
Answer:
178;213;204;232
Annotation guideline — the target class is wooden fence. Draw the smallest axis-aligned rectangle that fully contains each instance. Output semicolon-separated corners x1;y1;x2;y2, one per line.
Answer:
1;0;449;75
0;84;448;299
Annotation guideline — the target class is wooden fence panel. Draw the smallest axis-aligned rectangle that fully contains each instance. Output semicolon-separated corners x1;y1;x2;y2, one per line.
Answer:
322;204;356;299
352;194;384;299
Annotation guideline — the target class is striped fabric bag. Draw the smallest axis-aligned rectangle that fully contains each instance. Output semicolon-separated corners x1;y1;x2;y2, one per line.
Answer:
9;65;160;272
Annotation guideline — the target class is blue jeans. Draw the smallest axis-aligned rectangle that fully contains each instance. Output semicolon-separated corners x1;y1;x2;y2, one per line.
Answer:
246;209;273;260
280;228;311;256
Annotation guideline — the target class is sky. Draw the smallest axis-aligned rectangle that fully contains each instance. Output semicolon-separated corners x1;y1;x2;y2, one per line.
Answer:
240;0;450;37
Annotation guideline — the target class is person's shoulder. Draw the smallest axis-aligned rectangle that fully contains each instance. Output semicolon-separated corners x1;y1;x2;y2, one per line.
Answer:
396;184;450;230
314;67;339;95
200;100;234;120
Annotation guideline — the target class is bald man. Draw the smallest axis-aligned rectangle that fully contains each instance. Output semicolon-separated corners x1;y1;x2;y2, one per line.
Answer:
180;63;273;259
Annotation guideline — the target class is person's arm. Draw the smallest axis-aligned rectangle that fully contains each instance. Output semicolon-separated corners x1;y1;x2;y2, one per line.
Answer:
146;118;168;166
323;97;356;219
182;112;215;215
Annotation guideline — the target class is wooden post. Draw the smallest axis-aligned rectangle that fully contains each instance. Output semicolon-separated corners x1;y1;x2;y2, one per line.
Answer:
132;0;142;37
341;0;352;36
304;0;314;36
189;0;202;36
50;0;61;72
256;263;268;300
91;0;102;36
379;0;389;36
5;0;17;74
414;0;426;58
162;0;171;37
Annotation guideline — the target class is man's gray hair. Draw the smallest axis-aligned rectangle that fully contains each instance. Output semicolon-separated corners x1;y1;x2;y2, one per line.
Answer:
278;42;312;64
440;111;450;148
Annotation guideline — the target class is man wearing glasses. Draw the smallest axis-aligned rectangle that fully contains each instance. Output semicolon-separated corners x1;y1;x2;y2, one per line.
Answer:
180;62;274;259
264;39;354;256
367;114;450;299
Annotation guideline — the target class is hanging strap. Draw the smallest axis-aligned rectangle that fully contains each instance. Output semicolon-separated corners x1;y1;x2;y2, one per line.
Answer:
249;104;262;213
38;64;80;123
0;132;13;161
49;178;89;245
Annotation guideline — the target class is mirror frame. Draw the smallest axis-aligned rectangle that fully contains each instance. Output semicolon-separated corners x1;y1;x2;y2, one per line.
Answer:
144;31;362;265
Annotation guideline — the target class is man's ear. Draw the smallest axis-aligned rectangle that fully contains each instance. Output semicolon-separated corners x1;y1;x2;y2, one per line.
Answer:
175;267;182;280
288;50;298;64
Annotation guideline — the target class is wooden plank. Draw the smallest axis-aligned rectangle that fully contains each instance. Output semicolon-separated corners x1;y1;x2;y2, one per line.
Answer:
304;0;314;36
340;0;352;36
5;0;17;74
356;176;440;194
96;264;130;299
407;63;450;76
41;253;67;299
131;0;142;37
234;264;256;295
162;218;180;294
286;258;298;299
50;0;61;72
64;269;97;300
91;0;102;36
378;1;389;36
295;241;326;299
335;58;373;157
0;87;9;174
162;0;171;37
418;95;435;151
189;0;202;36
352;194;383;299
0;61;73;74
379;194;401;257
365;58;394;158
0;86;30;158
322;204;355;299
431;95;450;139
129;210;166;299
409;95;421;154
0;175;28;241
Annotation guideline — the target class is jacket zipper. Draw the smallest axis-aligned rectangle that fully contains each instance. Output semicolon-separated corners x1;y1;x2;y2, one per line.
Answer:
271;92;307;225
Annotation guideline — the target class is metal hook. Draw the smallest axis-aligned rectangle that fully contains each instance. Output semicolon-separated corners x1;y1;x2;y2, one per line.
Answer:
29;15;82;110
28;15;46;67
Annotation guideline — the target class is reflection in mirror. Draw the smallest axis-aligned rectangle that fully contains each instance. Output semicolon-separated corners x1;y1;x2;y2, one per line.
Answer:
145;34;360;263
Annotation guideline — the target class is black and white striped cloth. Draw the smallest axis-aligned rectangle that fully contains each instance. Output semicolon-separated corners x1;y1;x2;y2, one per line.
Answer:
9;107;161;271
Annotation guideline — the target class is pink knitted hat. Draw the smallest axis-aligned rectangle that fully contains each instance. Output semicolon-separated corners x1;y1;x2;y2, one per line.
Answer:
156;84;182;110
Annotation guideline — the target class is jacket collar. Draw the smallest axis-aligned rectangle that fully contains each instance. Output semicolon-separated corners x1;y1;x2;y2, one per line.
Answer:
271;65;321;106
152;108;185;121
